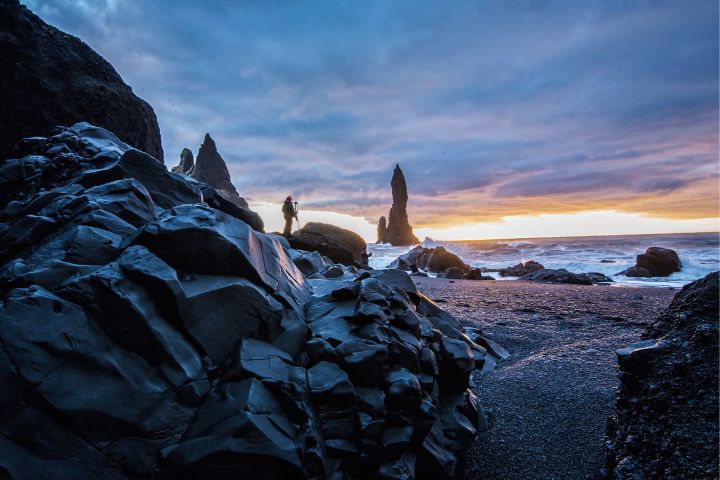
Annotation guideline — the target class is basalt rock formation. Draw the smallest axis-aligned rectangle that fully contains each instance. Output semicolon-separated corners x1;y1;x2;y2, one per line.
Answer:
380;165;419;246
519;268;613;285
390;245;471;274
498;260;545;277
288;222;369;268
0;0;163;163
620;247;682;277
171;148;194;174
173;134;250;210
377;216;387;244
0;124;502;479
605;271;718;479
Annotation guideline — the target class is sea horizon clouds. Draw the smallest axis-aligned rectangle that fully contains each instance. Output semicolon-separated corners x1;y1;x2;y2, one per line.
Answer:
24;0;719;233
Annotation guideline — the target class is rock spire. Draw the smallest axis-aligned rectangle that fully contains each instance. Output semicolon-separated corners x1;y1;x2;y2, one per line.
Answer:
379;164;419;246
172;133;249;210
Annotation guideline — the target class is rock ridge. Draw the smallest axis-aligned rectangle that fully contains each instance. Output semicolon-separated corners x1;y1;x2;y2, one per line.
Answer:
0;0;163;162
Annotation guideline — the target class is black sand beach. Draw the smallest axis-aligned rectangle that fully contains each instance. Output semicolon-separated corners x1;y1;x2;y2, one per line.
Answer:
414;278;677;480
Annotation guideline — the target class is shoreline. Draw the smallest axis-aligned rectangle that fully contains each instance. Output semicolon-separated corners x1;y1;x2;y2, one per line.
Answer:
414;278;676;480
367;232;719;290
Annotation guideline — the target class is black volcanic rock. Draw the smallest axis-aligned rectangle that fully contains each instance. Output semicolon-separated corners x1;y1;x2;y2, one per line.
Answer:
171;148;194;174
381;165;419;246
0;124;502;479
466;268;496;281
605;271;719;479
390;245;470;273
288;222;368;267
621;247;682;277
188;133;249;210
440;267;468;279
498;260;545;277
171;135;263;230
0;0;163;162
519;268;613;285
377;215;387;243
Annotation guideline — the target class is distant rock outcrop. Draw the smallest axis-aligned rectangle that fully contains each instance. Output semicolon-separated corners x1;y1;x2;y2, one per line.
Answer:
390;245;470;273
519;268;613;285
606;271;718;479
380;165;419;246
377;215;387;243
620;247;682;277
0;0;163;162
287;222;368;267
183;133;250;210
0;123;503;479
171;148;194;174
498;260;545;277
465;268;496;281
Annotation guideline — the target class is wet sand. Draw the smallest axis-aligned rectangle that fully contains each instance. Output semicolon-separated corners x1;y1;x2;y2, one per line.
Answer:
413;278;676;480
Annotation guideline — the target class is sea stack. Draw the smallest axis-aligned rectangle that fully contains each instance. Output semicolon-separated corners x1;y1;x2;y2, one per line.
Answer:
377;216;387;243
174;133;250;210
380;164;419;245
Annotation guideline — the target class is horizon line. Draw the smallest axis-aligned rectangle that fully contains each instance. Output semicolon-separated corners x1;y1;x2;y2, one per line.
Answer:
383;229;720;244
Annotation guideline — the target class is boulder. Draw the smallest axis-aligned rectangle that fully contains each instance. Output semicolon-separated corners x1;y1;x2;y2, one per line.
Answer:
0;0;163;162
498;260;545;277
620;266;652;277
390;245;470;273
380;165;419;245
519;268;613;285
605;271;718;479
289;249;331;276
466;268;495;281
288;222;369;267
620;247;682;277
423;246;470;272
441;267;467;279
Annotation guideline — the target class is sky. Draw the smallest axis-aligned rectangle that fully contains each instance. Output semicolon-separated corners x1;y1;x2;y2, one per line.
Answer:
25;0;719;241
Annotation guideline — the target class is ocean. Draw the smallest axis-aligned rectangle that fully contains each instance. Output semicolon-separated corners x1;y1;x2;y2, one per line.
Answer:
368;232;720;288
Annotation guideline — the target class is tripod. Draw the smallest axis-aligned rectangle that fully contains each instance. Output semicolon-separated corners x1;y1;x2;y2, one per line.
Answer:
293;202;300;229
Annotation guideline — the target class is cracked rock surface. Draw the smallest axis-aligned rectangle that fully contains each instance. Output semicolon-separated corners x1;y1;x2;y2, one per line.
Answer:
606;271;718;479
0;124;502;479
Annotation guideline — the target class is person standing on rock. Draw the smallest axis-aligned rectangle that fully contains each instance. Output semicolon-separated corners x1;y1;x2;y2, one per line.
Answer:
282;195;298;237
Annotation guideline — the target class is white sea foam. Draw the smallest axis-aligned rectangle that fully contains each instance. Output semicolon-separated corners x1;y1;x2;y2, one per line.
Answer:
368;232;719;288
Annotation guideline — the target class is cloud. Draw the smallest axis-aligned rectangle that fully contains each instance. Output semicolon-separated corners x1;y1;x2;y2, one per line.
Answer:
24;0;719;228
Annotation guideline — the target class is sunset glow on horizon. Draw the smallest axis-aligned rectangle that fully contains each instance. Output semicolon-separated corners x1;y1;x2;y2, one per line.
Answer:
252;203;719;243
29;0;719;238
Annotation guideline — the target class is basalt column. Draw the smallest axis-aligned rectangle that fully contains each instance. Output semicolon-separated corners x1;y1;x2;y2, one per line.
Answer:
382;164;419;246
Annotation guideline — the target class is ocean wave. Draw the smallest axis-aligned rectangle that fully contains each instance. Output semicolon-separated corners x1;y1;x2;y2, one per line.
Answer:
368;232;719;288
